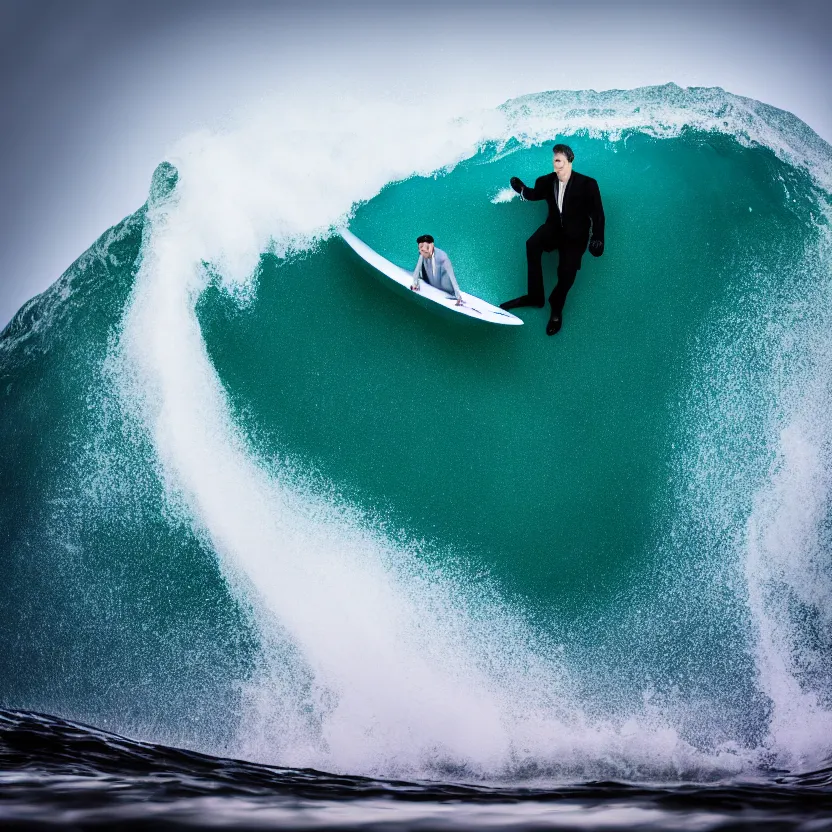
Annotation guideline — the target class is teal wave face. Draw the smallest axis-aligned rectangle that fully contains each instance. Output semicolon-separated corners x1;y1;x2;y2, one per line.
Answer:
1;86;831;778
194;129;829;762
199;130;821;610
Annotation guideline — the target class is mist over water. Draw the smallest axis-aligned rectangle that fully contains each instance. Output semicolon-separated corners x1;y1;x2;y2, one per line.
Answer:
1;84;831;786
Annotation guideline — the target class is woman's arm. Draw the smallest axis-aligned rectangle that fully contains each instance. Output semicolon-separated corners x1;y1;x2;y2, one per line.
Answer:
443;256;463;304
411;256;423;290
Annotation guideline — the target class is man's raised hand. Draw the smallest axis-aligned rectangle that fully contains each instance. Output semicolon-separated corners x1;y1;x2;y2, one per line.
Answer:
510;177;525;194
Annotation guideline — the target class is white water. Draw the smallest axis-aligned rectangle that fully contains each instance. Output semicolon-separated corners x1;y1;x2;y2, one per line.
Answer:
743;229;832;767
115;85;832;779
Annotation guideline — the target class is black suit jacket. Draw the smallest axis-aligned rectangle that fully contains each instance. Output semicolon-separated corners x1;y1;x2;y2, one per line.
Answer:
519;171;605;249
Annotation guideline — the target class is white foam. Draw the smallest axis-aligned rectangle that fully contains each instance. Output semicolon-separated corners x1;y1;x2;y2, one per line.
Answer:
666;217;832;773
114;84;832;778
491;187;518;204
742;230;832;770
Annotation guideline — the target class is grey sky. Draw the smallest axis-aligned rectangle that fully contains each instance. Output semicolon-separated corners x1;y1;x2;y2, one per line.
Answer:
1;0;830;327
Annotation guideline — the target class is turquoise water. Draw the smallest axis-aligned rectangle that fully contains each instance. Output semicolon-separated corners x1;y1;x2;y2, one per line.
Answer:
202;132;813;606
1;85;831;780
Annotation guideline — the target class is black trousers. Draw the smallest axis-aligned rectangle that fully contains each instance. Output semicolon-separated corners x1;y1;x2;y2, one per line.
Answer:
526;224;584;314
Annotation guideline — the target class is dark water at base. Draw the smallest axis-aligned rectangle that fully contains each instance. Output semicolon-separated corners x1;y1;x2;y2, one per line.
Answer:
2;711;830;831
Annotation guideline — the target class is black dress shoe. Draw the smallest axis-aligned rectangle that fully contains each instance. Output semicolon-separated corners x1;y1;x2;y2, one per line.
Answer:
499;295;545;311
546;314;562;336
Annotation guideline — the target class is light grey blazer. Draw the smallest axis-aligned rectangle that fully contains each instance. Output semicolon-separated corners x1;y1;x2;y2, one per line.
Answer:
412;248;462;300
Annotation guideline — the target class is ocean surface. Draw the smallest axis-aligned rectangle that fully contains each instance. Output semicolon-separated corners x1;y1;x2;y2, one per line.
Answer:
2;84;832;829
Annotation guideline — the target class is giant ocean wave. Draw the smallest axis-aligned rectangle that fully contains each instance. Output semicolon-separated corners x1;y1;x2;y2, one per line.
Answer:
2;84;831;785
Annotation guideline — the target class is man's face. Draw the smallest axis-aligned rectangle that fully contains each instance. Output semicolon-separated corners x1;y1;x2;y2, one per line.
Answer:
418;241;435;258
553;152;572;178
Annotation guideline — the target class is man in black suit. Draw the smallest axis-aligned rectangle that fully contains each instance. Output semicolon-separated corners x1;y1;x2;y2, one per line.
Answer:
500;144;605;335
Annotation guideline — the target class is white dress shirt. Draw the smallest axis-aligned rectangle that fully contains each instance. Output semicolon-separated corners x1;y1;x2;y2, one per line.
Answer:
556;176;570;212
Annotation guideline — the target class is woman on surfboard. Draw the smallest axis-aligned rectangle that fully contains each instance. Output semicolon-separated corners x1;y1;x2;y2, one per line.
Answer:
411;235;464;306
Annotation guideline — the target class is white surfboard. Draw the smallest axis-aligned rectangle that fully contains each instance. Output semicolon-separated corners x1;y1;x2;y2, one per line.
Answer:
340;228;522;326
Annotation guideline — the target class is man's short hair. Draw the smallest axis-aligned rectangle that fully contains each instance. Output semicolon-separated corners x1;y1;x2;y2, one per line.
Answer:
416;234;434;244
553;144;575;163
